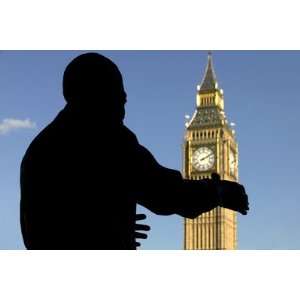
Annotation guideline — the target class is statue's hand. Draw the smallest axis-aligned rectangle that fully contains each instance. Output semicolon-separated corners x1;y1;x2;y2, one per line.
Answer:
135;214;151;248
212;173;249;215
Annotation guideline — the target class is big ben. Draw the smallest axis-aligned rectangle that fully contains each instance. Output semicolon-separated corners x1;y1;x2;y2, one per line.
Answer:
183;52;238;250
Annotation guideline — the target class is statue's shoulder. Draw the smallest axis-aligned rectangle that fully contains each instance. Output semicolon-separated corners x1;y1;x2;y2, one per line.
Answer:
120;125;139;144
21;114;63;168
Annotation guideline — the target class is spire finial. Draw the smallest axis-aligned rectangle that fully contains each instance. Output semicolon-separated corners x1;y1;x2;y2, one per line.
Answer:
198;51;218;92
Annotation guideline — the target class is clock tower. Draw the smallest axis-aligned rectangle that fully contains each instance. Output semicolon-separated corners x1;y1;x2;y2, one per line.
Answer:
183;53;238;250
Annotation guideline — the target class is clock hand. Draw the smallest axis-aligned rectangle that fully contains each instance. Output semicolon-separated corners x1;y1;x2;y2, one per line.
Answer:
200;153;214;161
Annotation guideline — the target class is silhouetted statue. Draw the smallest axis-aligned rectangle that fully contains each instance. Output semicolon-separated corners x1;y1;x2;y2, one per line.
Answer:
20;53;249;250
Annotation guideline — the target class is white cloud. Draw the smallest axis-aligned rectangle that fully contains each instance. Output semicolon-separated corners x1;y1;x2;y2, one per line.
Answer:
0;118;36;135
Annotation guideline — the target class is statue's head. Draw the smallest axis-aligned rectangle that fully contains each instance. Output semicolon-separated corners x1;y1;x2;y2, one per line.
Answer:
63;53;126;121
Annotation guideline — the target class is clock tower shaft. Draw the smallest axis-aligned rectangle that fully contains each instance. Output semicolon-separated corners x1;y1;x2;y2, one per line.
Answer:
183;53;238;250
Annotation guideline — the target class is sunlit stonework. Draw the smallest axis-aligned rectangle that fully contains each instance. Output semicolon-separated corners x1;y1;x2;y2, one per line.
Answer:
183;53;238;250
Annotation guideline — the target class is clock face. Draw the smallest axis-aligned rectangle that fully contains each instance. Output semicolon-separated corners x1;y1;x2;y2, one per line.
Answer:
229;150;235;175
192;146;215;171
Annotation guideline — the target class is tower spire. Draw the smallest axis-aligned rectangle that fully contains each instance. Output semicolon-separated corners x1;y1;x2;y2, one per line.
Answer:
199;52;218;92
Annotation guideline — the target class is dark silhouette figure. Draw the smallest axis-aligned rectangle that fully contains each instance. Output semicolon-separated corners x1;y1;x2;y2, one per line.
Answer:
20;53;249;250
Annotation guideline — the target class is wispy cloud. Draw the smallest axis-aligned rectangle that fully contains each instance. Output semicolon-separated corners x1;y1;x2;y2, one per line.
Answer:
0;118;36;135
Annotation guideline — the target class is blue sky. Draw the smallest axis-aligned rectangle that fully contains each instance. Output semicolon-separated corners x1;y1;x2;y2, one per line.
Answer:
0;50;299;249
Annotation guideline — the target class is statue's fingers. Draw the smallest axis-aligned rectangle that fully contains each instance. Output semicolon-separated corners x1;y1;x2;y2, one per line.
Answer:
135;214;147;221
135;224;151;231
135;232;148;239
